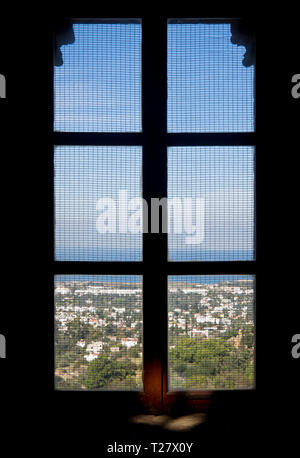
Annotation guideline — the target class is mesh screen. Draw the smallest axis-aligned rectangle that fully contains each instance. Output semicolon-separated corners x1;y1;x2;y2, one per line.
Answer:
55;275;143;390
168;146;255;261
168;275;255;390
54;146;142;261
168;22;254;132
54;22;141;132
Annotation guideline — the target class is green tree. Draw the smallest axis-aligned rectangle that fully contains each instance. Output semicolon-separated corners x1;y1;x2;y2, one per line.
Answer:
170;336;254;386
84;356;136;389
67;318;90;343
240;324;254;348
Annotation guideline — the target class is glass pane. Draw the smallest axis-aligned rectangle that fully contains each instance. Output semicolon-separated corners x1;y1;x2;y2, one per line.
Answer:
168;147;254;261
55;146;142;261
168;22;254;132
54;22;141;132
55;275;143;390
168;275;255;390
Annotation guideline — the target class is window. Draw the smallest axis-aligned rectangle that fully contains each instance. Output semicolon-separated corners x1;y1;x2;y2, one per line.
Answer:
167;22;254;132
52;17;256;408
168;275;255;390
55;275;143;390
54;22;141;132
54;146;142;261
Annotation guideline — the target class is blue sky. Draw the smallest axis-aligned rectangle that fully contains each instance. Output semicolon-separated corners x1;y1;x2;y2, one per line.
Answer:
168;23;254;132
54;22;254;261
54;23;142;132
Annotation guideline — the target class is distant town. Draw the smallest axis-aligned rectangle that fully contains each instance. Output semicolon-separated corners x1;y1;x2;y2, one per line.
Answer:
55;279;254;390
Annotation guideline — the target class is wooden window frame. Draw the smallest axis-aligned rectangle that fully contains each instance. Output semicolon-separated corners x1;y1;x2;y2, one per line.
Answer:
50;15;257;414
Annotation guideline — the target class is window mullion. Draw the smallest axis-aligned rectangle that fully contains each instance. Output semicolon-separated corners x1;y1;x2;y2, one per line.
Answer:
142;16;168;413
53;132;143;146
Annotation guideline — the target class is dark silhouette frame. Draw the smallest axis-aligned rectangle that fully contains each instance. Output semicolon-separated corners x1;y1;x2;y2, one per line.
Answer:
50;15;258;414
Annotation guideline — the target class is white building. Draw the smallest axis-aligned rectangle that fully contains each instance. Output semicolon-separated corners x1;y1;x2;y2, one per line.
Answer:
86;341;104;353
55;287;70;295
76;340;86;348
121;338;138;349
84;353;98;362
